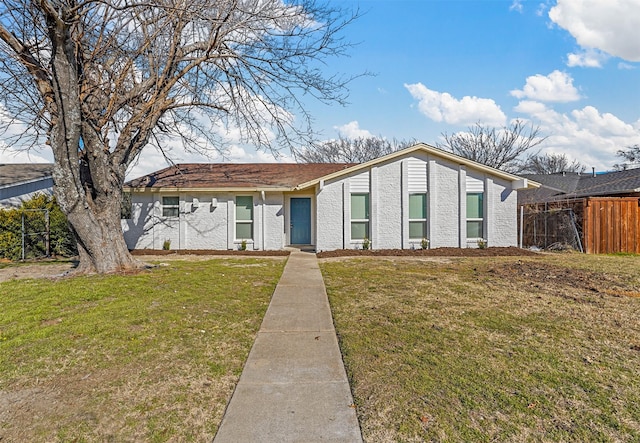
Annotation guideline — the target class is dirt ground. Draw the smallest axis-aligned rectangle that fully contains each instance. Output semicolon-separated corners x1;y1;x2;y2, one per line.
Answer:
317;246;541;258
0;261;77;283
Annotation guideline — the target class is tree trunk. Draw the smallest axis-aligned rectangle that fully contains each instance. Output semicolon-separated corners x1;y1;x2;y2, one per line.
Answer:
53;171;141;274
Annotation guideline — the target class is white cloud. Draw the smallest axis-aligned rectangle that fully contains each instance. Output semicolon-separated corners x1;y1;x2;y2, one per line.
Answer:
513;100;548;115
536;2;549;17
405;83;506;127
334;121;374;139
510;70;581;102
549;0;640;62
567;49;609;68
618;62;636;70
0;142;52;164
514;100;640;170
0;110;52;164
510;0;524;13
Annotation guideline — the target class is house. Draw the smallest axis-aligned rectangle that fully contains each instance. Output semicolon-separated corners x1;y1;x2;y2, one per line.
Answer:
0;164;54;208
122;143;537;252
519;169;640;253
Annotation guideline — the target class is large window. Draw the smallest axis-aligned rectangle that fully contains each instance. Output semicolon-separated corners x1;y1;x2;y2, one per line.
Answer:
466;193;484;238
162;196;179;217
350;193;369;240
409;193;427;239
235;196;254;240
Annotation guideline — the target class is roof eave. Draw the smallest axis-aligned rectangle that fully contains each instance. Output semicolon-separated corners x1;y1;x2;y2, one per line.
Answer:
124;186;294;193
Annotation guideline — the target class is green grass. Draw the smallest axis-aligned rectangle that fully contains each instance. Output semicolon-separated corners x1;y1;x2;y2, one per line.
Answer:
0;258;285;441
321;254;640;442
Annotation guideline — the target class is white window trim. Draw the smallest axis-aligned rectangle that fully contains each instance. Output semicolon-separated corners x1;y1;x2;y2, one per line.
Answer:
350;193;370;241
235;195;254;241
408;193;427;240
162;196;180;218
466;192;484;239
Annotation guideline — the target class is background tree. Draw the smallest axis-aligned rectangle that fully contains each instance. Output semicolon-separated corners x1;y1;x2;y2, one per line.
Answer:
296;136;414;163
613;144;640;170
438;120;546;173
521;153;586;174
0;0;356;273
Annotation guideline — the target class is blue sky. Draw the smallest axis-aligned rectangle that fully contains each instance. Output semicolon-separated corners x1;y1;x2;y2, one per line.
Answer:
309;0;640;171
1;0;639;178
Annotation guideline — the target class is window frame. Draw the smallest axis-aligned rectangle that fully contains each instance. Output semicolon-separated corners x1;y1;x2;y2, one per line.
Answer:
350;193;370;241
162;196;180;218
408;193;427;240
466;192;484;239
235;195;254;241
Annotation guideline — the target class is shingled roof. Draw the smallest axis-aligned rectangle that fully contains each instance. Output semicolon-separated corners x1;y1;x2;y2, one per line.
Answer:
521;168;640;203
126;163;355;190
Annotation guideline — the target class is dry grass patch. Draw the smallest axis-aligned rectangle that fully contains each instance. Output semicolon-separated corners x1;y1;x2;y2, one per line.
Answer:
321;254;640;442
0;258;285;442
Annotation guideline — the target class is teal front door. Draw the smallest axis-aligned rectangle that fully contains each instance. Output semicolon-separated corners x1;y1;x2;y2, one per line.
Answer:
290;198;311;244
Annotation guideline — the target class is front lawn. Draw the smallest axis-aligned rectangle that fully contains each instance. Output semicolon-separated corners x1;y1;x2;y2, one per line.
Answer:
0;258;285;441
321;254;640;442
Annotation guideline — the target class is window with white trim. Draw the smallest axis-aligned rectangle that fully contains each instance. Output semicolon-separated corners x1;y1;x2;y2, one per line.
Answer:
466;192;484;238
162;196;179;217
350;193;369;240
235;196;254;240
409;193;427;239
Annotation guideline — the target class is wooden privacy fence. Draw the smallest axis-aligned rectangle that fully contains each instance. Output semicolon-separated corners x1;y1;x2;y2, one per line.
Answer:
583;197;640;254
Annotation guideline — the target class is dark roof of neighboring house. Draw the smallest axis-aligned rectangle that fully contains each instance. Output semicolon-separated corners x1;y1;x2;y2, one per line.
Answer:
521;168;640;203
126;163;356;190
0;163;54;188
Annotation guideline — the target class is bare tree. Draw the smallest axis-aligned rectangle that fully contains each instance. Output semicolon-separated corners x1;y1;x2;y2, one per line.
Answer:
296;136;414;163
438;120;546;173
0;0;356;273
522;153;586;174
613;144;640;170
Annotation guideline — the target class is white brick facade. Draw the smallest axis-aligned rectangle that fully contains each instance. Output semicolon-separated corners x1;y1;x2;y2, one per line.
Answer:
123;144;530;251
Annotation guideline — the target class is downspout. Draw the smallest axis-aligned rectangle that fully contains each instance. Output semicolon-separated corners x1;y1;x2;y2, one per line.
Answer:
261;190;266;251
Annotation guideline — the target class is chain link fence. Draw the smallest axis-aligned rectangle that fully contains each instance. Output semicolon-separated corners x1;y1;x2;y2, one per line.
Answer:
520;204;584;252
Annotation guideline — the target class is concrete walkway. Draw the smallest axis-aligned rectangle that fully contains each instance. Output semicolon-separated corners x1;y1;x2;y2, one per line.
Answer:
213;250;363;443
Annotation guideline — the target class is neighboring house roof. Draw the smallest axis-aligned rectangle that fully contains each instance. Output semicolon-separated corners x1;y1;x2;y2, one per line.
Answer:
125;143;539;192
521;168;640;203
0;163;54;189
126;163;355;191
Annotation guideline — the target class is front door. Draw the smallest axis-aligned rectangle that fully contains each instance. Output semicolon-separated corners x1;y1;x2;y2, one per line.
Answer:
290;198;311;244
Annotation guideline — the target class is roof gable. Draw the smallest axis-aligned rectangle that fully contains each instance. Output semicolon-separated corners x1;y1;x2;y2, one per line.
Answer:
296;143;539;190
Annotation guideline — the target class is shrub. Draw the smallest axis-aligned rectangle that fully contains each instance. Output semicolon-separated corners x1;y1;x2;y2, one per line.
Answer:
0;194;77;260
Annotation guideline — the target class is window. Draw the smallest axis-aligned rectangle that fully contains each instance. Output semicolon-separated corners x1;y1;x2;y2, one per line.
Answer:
466;193;484;238
121;192;132;219
235;196;253;240
351;193;369;240
409;193;427;239
162;196;179;217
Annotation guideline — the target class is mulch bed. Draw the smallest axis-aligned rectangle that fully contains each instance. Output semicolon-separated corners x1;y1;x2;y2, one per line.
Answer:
130;247;541;258
316;247;541;258
130;249;290;256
